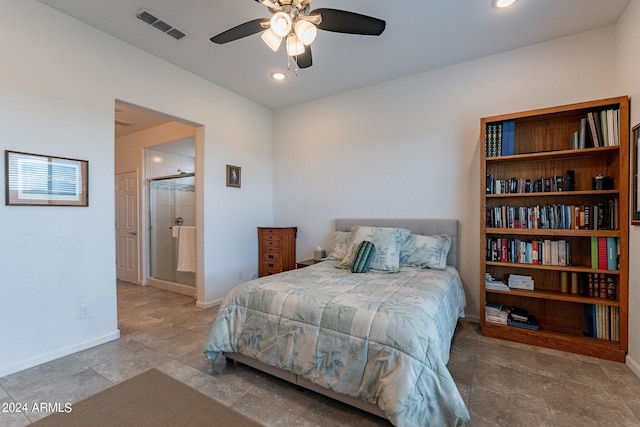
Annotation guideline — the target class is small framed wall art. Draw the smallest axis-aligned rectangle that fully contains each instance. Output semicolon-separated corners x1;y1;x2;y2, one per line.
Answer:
633;124;640;224
226;164;241;188
5;150;89;206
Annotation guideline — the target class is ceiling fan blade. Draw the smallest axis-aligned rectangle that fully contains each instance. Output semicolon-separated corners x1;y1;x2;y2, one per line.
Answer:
210;18;269;44
311;8;386;36
294;47;312;69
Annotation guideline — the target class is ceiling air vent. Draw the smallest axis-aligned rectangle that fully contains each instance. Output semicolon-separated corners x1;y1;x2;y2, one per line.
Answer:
135;8;187;41
167;28;186;40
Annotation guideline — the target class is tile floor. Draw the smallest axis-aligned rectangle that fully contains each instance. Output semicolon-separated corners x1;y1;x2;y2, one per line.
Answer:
1;281;640;426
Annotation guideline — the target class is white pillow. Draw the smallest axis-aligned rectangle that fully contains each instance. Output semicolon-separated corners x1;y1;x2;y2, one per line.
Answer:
338;226;410;272
326;230;353;260
400;234;452;270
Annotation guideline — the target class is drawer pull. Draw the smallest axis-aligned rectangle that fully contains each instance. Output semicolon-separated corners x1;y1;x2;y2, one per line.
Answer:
268;254;274;259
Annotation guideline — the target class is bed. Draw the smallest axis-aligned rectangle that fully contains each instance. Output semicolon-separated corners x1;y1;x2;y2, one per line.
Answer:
203;219;469;426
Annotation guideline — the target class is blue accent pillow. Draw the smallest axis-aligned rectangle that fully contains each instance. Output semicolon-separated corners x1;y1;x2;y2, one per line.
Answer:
351;241;375;273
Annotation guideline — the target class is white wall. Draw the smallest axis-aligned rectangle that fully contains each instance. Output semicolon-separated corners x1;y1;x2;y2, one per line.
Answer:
273;27;619;322
616;0;640;376
0;0;273;376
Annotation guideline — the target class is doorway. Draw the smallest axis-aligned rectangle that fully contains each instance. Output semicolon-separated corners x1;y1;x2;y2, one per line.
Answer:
114;100;203;301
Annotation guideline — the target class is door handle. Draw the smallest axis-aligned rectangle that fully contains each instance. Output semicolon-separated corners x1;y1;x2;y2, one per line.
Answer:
129;231;137;236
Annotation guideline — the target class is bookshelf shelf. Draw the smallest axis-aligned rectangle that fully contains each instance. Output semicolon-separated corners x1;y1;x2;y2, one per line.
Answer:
486;189;620;198
486;261;620;275
485;228;620;237
486;288;620;307
485;145;619;163
480;96;629;362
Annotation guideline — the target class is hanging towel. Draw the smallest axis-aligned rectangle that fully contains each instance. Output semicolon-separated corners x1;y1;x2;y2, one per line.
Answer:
177;226;196;273
171;226;180;238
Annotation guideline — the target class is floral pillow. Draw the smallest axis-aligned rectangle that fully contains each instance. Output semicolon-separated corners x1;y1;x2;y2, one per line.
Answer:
399;233;452;270
338;226;410;273
326;230;353;260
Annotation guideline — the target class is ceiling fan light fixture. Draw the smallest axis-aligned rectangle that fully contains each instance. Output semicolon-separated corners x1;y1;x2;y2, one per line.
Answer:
270;12;292;37
294;20;317;45
261;28;283;52
286;34;305;56
495;0;517;8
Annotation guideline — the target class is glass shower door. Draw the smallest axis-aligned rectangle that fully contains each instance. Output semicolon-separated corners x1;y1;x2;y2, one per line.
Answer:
148;174;195;286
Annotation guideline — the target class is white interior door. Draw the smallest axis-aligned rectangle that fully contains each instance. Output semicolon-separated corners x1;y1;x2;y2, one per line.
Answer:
115;171;139;283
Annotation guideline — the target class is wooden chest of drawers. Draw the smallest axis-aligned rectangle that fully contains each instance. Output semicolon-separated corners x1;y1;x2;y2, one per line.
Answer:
258;227;297;277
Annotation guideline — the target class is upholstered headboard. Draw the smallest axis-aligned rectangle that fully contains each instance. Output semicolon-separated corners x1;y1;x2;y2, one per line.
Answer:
334;218;459;269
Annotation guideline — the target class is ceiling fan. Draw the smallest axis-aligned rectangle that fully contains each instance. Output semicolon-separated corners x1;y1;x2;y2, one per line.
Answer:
210;0;386;69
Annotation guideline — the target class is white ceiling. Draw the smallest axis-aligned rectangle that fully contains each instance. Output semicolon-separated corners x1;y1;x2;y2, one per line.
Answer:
114;101;171;138
39;0;630;110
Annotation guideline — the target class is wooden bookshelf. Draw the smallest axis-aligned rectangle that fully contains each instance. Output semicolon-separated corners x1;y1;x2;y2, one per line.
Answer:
480;96;629;362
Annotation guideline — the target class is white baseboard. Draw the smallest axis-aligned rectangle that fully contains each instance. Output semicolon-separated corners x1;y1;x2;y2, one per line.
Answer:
147;277;195;297
626;354;640;379
0;330;120;377
196;297;223;309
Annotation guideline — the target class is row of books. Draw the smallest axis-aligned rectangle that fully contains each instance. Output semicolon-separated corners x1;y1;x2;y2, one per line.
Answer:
486;201;618;230
576;109;622;149
585;273;617;300
591;236;619;271
485;109;620;159
486;173;574;195
577;201;618;231
485;120;515;158
487;204;573;230
486;238;572;266
585;305;620;341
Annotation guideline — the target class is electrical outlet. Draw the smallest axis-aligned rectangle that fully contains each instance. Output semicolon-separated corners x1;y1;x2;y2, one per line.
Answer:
79;304;91;320
238;270;245;280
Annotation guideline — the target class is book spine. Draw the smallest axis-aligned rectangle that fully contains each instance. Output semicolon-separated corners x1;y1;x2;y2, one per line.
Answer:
591;236;598;269
496;123;503;157
607;275;616;300
599;273;607;299
600;110;609;147
607;237;617;270
597;236;607;270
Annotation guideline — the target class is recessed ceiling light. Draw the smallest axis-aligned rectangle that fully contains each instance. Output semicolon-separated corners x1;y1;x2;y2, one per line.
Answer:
271;72;287;81
495;0;517;8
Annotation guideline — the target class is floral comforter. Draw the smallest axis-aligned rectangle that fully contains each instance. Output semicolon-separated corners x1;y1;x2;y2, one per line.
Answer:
203;261;469;426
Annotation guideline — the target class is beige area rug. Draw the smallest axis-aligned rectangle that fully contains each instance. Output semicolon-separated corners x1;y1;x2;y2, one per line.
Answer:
31;368;262;427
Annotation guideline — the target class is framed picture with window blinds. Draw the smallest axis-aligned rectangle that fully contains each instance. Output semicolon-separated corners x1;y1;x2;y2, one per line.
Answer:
5;150;88;206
